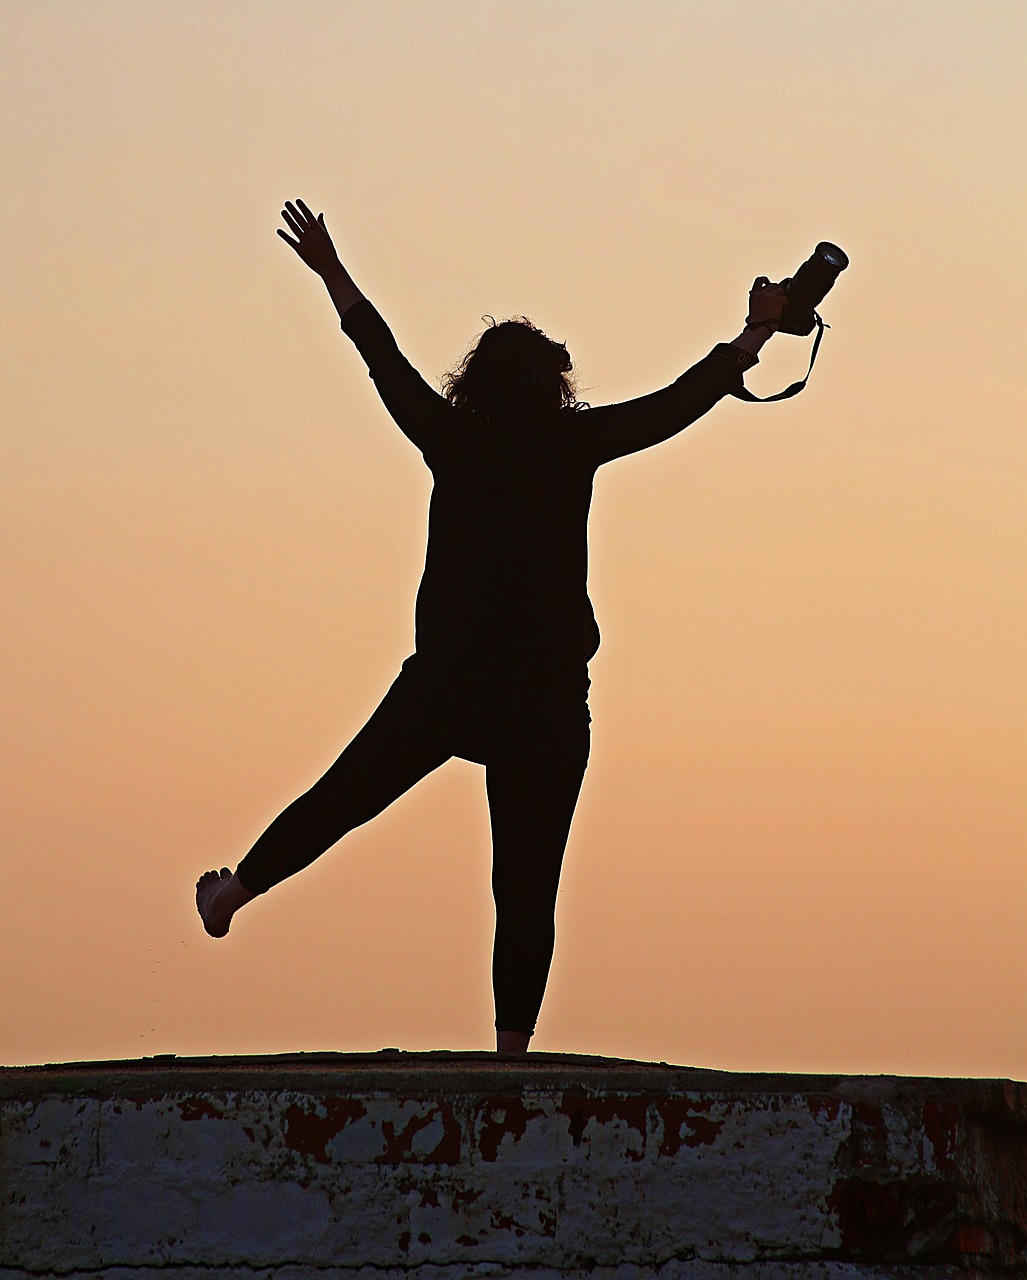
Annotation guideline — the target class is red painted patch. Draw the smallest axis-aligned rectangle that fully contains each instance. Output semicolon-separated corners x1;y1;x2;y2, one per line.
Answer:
953;1222;994;1255
826;1175;908;1254
452;1186;484;1212
176;1097;223;1123
809;1096;842;1124
849;1102;889;1169
826;1174;959;1259
656;1098;724;1157
922;1101;959;1171
559;1094;649;1161
282;1097;368;1165
379;1103;461;1165
476;1096;546;1162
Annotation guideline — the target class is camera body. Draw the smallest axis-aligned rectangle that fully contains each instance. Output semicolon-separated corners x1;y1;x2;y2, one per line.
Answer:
777;241;849;335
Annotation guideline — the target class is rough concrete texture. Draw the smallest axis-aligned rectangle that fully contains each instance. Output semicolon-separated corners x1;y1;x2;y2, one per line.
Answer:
2;1051;1025;1278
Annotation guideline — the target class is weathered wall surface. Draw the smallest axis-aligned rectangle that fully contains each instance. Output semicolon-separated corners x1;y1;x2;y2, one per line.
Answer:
2;1052;1026;1278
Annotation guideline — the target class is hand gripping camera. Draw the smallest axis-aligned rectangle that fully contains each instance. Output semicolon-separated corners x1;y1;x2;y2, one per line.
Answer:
733;240;849;402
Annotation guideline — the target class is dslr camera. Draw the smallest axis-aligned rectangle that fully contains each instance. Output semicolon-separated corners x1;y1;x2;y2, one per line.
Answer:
775;241;849;335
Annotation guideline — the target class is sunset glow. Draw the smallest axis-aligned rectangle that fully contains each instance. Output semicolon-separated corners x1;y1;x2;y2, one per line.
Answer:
2;1;1024;1075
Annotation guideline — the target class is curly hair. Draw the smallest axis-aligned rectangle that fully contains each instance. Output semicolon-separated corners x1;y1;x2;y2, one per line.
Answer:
441;316;586;427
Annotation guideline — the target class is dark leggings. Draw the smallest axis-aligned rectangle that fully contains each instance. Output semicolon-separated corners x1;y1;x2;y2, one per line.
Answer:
236;655;591;1037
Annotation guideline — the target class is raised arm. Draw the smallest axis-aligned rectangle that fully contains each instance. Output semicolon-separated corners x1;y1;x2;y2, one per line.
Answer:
581;277;787;467
277;198;448;457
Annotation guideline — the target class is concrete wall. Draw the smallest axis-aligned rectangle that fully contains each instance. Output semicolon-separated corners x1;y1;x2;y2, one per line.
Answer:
2;1051;1026;1278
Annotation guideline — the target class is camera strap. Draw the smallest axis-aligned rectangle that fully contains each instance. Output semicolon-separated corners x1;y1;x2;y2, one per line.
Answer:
730;311;828;403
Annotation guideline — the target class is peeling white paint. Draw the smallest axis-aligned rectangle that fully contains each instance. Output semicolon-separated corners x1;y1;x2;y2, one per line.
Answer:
1;1054;1024;1276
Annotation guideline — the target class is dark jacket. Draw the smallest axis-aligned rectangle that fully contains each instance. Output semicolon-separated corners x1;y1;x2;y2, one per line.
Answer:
340;299;755;691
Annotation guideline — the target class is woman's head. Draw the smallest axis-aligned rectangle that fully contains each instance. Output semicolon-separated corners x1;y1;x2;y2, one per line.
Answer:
442;316;582;426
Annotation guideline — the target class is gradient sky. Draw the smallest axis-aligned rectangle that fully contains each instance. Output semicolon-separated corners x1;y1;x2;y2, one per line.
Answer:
2;0;1024;1076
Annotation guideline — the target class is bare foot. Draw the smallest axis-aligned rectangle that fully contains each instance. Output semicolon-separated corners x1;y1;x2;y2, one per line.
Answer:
195;867;234;938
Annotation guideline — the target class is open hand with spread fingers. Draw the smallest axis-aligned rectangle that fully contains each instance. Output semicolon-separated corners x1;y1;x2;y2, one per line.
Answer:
277;198;342;277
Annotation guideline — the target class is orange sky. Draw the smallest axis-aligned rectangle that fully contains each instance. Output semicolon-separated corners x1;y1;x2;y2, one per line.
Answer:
2;1;1025;1076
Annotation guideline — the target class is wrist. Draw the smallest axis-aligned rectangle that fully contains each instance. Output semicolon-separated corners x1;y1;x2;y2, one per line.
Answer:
731;326;772;357
319;258;347;282
321;261;364;319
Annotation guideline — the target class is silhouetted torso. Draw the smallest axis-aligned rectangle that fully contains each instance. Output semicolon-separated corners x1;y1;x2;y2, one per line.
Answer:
340;300;754;691
415;415;598;689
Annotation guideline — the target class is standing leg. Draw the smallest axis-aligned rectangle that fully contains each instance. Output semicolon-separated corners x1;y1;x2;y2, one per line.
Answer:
196;663;452;936
486;757;587;1050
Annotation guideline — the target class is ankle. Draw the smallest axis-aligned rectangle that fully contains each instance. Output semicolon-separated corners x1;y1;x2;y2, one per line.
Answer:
496;1030;531;1055
218;873;257;916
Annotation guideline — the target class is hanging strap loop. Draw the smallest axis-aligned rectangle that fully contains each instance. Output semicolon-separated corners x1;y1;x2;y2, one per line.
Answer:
731;311;829;403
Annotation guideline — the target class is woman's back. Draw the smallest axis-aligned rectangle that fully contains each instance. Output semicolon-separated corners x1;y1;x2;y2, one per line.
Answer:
339;296;754;689
417;409;600;689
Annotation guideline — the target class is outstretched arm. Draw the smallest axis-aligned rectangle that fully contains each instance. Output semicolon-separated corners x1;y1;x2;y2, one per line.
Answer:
277;198;448;457
582;277;787;467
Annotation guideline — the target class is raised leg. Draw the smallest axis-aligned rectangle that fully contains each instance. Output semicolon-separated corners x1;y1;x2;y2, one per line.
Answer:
196;664;452;940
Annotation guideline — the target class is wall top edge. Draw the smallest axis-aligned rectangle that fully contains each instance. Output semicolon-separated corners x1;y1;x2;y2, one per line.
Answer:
2;1051;1025;1118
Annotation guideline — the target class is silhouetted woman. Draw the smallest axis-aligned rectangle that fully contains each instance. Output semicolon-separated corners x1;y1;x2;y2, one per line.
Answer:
196;198;786;1054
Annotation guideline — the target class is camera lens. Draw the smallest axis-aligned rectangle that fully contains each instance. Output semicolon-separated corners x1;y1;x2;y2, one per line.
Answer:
816;242;849;270
778;242;850;335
